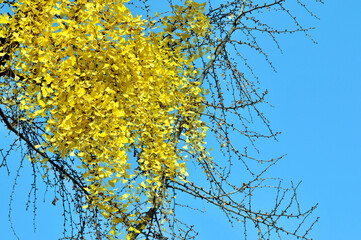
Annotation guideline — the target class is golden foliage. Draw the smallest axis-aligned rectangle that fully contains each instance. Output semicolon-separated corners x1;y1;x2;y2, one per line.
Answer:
0;0;211;238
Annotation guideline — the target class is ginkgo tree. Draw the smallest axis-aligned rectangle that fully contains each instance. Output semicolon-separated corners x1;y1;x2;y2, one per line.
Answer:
0;0;322;239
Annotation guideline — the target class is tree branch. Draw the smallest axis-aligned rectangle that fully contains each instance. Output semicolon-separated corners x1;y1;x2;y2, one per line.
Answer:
198;0;246;85
0;108;88;196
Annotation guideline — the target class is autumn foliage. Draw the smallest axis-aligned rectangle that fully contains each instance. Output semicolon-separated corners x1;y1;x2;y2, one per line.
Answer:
1;0;212;237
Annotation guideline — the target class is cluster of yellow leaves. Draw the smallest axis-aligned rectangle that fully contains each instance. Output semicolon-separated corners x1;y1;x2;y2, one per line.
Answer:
0;0;210;238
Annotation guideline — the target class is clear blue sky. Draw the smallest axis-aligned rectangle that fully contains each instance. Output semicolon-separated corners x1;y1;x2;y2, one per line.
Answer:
1;1;361;239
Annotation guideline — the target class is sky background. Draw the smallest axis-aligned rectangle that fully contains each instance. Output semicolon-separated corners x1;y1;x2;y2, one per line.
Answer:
1;1;361;240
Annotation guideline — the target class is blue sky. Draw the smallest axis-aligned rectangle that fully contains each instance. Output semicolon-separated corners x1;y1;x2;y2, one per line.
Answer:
1;1;361;239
